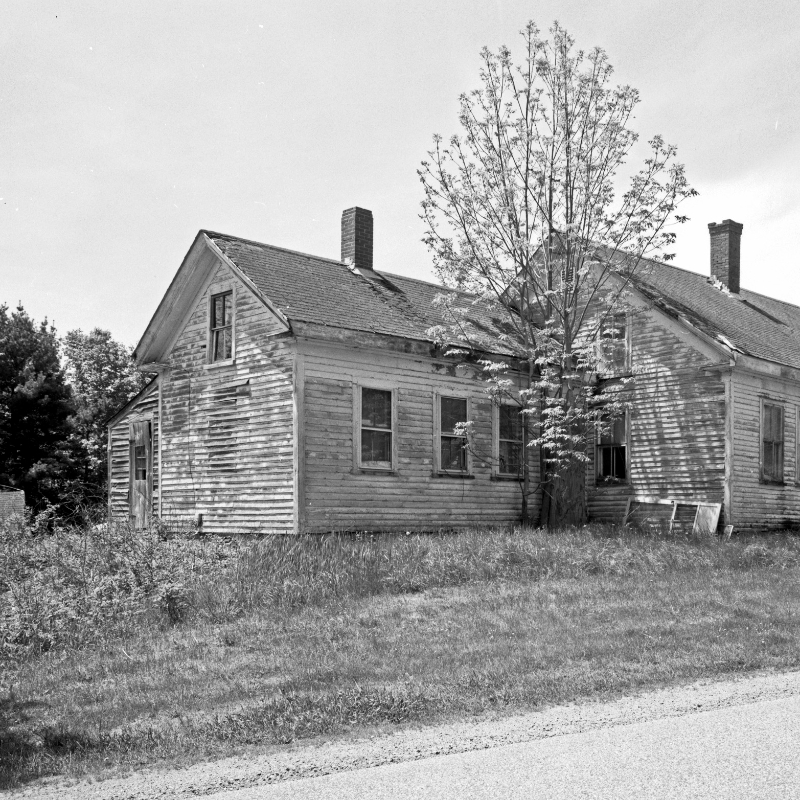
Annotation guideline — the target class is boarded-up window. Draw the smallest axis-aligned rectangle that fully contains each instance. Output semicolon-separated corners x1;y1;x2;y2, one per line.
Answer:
498;405;523;475
762;402;784;482
210;291;233;362
360;388;392;468
598;314;628;373
597;413;627;482
440;396;468;472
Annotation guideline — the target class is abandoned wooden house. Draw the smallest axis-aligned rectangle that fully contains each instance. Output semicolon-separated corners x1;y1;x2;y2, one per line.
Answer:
108;210;800;533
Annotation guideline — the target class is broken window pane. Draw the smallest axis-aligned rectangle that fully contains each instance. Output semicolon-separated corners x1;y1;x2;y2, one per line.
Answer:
597;412;627;481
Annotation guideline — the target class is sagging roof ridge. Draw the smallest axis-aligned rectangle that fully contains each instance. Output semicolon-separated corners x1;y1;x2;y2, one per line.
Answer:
203;228;481;302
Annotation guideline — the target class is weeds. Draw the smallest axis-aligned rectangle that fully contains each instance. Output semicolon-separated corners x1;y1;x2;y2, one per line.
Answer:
3;521;800;789
0;514;231;660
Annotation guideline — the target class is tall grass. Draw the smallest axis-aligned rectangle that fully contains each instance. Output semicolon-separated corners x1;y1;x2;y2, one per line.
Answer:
4;522;800;789
5;519;800;663
197;526;800;618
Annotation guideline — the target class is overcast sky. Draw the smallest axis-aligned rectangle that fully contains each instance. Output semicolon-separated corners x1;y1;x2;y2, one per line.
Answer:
2;1;799;346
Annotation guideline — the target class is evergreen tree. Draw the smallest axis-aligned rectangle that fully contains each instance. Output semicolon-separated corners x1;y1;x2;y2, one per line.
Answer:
0;304;76;508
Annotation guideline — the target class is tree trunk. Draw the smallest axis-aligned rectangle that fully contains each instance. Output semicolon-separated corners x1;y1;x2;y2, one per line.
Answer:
540;458;587;528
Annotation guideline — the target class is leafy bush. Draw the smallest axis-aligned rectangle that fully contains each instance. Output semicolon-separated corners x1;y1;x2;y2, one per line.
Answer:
0;515;231;661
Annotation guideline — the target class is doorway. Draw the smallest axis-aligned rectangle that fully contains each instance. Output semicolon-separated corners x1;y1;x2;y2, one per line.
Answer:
129;420;152;527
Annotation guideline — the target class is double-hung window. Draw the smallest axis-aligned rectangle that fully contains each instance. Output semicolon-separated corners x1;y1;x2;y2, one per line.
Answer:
210;291;233;362
597;413;627;482
498;404;524;476
359;387;393;469
440;396;468;472
762;402;784;483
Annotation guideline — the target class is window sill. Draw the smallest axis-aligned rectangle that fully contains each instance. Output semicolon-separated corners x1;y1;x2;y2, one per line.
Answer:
203;359;236;370
355;467;397;475
595;479;630;488
435;471;475;479
491;474;521;482
760;479;785;486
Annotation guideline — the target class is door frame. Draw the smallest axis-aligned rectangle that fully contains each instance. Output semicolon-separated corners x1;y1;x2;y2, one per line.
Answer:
129;419;153;527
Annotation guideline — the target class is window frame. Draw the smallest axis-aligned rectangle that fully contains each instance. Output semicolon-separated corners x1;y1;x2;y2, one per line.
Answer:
353;383;398;472
760;399;784;484
493;401;526;478
434;392;471;476
207;287;236;365
597;312;630;375
595;410;629;484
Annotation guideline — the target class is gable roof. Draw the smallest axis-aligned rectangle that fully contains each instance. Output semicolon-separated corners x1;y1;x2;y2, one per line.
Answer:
203;231;518;353
628;258;800;370
138;228;800;372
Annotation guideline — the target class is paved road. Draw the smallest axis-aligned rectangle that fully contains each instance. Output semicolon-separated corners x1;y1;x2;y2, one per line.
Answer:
205;694;800;799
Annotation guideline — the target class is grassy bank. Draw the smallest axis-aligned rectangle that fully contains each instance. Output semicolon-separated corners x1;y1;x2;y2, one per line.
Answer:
3;524;800;788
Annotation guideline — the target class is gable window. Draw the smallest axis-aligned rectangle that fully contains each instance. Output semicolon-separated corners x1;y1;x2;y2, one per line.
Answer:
359;387;393;469
762;402;784;483
597;413;627;482
210;291;233;362
498;404;524;476
440;396;468;472
598;313;628;373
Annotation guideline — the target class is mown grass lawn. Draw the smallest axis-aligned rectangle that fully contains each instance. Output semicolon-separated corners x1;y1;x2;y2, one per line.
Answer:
3;525;800;789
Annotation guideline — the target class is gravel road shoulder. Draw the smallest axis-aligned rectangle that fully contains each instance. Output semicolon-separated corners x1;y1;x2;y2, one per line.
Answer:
12;669;800;800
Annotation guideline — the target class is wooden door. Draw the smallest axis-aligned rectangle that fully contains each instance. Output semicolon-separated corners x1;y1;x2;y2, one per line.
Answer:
129;421;152;527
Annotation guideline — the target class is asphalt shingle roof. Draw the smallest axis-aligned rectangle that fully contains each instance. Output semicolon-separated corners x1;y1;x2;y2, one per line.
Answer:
205;231;518;353
206;230;800;370
631;259;800;369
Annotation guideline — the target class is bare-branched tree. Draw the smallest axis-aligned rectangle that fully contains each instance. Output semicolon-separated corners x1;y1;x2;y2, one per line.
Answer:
419;21;697;527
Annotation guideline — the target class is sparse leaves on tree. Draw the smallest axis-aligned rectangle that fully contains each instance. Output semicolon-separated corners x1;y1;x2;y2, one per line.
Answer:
419;21;696;526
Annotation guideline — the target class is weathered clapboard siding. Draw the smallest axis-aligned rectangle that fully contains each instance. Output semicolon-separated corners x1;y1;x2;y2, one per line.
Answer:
588;309;727;523
108;379;160;521
299;337;536;531
729;368;800;529
157;259;295;534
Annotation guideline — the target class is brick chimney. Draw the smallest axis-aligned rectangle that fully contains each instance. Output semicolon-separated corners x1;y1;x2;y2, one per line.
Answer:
708;219;743;294
341;207;373;271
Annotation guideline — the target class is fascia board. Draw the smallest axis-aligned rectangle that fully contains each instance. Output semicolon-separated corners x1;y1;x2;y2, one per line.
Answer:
134;232;212;365
134;232;291;368
600;267;735;364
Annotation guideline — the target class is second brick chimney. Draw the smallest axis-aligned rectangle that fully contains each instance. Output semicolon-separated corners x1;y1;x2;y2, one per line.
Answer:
341;207;373;271
708;219;743;294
